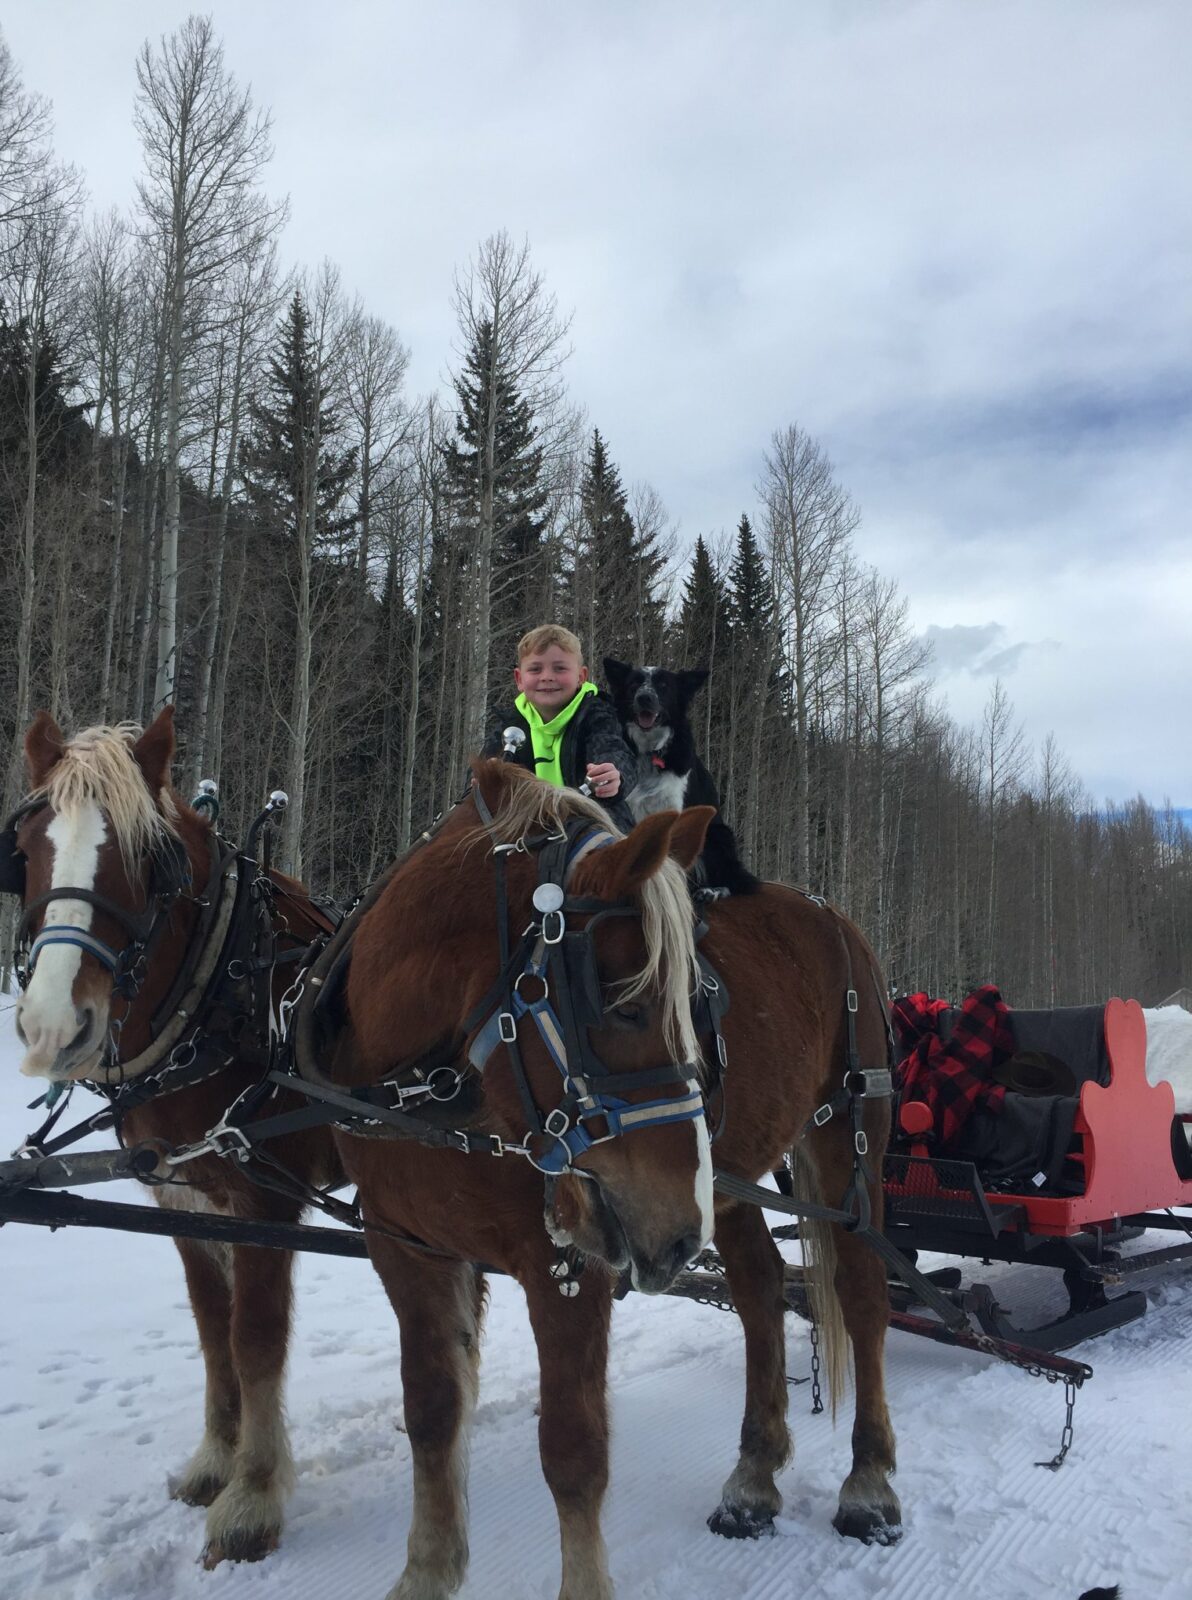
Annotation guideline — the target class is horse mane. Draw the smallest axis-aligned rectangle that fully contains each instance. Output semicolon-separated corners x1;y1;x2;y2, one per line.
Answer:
30;723;180;871
473;763;702;1068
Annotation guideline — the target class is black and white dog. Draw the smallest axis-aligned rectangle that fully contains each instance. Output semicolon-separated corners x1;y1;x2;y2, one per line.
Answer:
603;658;760;896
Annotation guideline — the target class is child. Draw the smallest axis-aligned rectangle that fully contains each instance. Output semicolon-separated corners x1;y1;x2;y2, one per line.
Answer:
481;624;637;828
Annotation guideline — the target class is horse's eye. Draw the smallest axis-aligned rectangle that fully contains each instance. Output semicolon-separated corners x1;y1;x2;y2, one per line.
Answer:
608;1002;644;1027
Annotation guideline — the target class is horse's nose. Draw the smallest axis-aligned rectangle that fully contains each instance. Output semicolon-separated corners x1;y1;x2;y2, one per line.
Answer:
665;1232;702;1279
68;1005;97;1056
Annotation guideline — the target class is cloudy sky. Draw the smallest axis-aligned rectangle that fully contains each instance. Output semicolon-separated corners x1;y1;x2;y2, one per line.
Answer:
7;1;1191;806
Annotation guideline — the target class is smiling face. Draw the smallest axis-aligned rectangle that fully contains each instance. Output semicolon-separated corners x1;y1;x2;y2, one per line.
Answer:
514;645;588;716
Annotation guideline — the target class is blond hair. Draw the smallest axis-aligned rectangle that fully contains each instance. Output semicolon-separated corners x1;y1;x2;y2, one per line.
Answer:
517;623;584;664
30;724;178;873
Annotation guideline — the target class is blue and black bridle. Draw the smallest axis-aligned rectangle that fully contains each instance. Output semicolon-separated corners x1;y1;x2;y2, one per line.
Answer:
465;789;705;1176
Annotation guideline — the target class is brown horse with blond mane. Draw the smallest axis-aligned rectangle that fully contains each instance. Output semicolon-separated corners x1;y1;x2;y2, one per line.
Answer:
324;756;899;1600
8;708;340;1566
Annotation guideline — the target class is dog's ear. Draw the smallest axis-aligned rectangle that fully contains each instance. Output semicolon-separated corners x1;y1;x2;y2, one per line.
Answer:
677;669;709;703
602;657;631;693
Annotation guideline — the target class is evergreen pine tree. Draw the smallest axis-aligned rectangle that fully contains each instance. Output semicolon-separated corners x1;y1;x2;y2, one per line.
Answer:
572;429;665;665
727;513;774;642
442;317;548;690
675;534;733;766
239;290;357;559
677;535;731;666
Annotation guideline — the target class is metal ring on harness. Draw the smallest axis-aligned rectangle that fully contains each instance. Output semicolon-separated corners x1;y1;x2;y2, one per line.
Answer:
426;1066;462;1102
514;970;549;1003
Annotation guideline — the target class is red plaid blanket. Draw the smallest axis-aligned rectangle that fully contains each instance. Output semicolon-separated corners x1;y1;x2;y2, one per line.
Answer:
891;985;1012;1147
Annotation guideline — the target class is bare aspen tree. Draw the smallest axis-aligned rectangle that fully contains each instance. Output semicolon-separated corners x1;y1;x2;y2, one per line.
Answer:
80;213;150;718
859;567;931;953
344;310;410;585
134;14;285;711
629;481;677;662
398;398;447;847
761;424;858;884
0;34;51;236
1037;733;1074;1007
188;235;283;785
275;262;352;875
450;231;571;749
981;679;1027;973
2;161;83;810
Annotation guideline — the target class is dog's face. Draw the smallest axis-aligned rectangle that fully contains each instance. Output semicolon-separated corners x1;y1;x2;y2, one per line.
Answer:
603;659;709;732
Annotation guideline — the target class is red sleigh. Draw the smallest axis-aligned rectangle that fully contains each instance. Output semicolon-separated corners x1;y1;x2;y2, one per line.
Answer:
883;999;1192;1348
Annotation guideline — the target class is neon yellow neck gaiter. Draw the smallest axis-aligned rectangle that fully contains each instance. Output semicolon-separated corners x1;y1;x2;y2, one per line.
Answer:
515;681;597;788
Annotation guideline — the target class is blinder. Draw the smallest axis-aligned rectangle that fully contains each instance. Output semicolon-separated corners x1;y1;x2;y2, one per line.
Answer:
0;799;43;899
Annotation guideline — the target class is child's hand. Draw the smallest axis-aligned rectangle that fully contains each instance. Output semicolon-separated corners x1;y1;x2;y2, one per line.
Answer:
586;762;621;798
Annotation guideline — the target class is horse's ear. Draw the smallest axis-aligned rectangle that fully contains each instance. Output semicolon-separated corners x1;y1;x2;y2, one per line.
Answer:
25;711;65;787
573;811;679;900
132;706;176;796
471;755;519;818
669;806;715;872
602;657;631;692
677;669;709;703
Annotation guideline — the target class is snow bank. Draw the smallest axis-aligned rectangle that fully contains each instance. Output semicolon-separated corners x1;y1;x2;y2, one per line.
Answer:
1145;1003;1192;1113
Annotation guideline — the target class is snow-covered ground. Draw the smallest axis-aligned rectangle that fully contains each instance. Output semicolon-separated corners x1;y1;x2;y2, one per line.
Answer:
2;1007;1191;1600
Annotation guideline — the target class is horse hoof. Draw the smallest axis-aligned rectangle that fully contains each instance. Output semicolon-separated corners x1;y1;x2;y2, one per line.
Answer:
169;1472;225;1508
707;1502;777;1540
832;1504;903;1546
201;1526;280;1568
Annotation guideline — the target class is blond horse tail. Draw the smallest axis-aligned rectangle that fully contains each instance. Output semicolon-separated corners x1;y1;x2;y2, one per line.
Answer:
791;1144;850;1419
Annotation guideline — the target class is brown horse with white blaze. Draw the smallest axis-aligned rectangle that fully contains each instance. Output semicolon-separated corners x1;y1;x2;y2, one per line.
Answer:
326;758;899;1600
8;708;341;1565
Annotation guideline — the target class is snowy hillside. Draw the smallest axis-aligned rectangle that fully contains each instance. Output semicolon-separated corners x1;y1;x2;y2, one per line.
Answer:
1;1011;1190;1600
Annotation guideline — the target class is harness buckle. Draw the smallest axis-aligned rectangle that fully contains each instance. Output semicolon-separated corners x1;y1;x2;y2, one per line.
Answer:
855;1129;869;1157
716;1034;728;1070
852;1068;893;1099
846;988;859;1014
498;1011;518;1044
812;1102;834;1128
541;908;565;946
544;1107;571;1138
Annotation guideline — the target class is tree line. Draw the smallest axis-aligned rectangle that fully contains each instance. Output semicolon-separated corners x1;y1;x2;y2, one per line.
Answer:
1;17;1187;1007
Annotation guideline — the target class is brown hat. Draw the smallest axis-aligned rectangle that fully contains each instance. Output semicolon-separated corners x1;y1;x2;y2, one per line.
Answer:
992;1050;1077;1098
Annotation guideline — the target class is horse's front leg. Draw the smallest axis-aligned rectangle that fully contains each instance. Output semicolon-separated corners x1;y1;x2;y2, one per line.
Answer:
367;1235;485;1600
523;1264;615;1600
202;1242;296;1565
169;1234;240;1508
706;1199;790;1538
